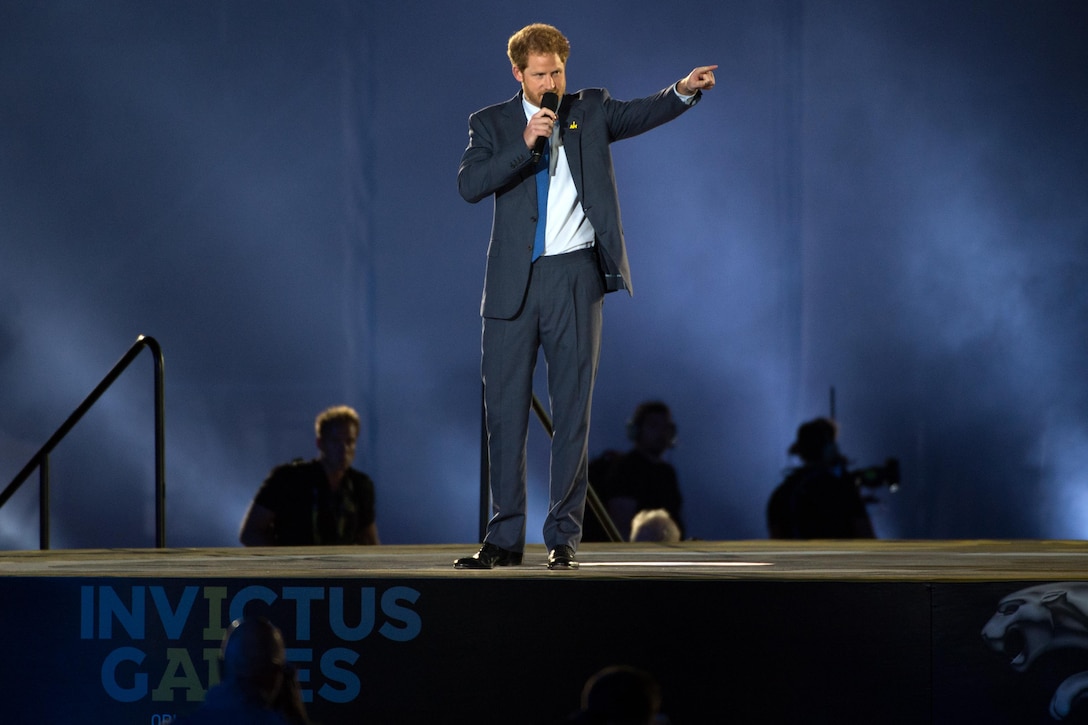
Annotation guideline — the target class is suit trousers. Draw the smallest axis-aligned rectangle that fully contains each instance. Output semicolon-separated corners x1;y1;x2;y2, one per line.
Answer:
481;248;604;553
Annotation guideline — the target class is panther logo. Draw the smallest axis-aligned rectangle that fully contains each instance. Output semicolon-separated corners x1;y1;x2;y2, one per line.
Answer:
982;583;1088;720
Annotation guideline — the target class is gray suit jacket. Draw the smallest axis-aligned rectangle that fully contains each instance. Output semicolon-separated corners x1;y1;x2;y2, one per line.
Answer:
458;85;699;320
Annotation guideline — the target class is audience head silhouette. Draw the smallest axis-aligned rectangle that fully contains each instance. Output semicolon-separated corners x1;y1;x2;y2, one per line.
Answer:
580;665;662;724
219;616;288;705
177;615;312;724
630;508;681;543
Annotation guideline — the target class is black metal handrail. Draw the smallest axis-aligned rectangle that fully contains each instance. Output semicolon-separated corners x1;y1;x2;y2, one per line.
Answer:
477;390;622;543
0;334;166;549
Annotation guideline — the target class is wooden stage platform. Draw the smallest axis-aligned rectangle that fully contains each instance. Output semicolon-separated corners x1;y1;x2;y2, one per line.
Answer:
4;540;1088;723
5;538;1088;580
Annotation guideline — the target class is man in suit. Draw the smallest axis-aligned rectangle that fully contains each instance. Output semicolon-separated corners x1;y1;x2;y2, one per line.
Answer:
455;23;715;570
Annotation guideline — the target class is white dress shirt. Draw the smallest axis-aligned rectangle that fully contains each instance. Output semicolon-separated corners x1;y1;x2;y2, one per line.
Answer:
522;86;698;258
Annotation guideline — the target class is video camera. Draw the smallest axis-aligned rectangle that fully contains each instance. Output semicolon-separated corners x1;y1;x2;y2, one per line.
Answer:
849;457;900;493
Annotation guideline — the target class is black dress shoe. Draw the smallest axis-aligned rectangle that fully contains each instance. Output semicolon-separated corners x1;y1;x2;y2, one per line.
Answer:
547;544;579;570
453;542;523;569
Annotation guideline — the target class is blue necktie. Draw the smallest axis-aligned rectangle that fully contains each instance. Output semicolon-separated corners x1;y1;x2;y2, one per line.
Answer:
532;141;550;262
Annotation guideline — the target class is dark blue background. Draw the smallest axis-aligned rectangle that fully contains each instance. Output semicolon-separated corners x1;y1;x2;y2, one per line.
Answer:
2;1;1086;547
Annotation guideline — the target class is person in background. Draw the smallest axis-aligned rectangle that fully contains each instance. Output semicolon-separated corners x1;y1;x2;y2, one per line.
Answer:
559;665;664;725
240;405;380;546
766;416;876;539
630;508;682;543
585;401;685;542
175;616;310;725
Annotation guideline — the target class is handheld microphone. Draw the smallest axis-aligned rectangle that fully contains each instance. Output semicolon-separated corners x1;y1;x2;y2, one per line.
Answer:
530;91;559;165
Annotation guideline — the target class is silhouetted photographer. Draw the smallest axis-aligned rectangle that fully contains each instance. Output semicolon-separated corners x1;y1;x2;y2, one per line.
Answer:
766;417;888;540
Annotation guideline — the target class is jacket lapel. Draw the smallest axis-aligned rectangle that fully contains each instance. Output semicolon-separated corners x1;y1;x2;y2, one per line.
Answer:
559;99;583;192
504;93;539;198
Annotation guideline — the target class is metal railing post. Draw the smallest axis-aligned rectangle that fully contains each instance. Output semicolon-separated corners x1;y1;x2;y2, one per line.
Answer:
0;334;166;549
39;456;50;550
147;336;167;549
